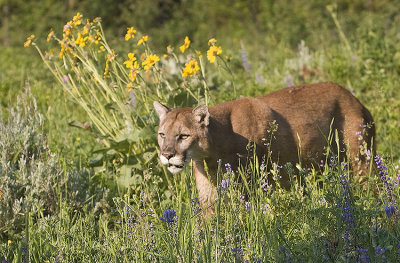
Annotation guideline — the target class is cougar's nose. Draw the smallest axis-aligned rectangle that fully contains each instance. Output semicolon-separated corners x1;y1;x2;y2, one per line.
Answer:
162;152;174;160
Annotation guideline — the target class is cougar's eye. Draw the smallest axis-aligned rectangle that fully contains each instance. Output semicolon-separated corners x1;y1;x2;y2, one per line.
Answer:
178;134;190;140
158;132;165;138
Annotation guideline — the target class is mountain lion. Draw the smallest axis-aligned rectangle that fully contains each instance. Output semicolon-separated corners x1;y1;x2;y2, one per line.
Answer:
154;82;375;212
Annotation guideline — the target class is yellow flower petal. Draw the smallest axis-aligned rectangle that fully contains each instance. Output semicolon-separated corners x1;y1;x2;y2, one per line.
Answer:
179;36;190;53
47;29;54;42
24;34;35;47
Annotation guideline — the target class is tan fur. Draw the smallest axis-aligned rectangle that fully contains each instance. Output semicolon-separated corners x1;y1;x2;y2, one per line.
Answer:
154;82;375;211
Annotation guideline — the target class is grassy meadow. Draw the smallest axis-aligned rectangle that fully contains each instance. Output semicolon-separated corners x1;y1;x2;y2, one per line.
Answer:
1;1;400;262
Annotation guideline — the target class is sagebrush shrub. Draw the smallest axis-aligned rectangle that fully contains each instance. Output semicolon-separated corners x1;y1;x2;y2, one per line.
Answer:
0;89;63;237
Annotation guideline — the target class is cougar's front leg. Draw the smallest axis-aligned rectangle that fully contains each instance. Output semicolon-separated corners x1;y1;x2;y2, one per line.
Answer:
193;160;217;216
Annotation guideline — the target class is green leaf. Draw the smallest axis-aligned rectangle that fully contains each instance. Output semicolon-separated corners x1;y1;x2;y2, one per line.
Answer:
116;166;142;188
88;153;104;166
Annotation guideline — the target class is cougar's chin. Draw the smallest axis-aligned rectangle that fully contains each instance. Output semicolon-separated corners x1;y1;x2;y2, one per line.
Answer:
167;164;184;174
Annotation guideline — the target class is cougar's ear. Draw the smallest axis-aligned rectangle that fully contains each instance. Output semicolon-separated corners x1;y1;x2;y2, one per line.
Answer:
154;101;170;120
192;105;210;126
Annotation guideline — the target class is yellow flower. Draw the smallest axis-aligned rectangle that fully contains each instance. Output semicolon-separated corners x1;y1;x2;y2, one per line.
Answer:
142;54;160;71
125;27;136;41
75;33;88;47
47;29;54;42
87;35;93;44
82;19;91;35
137;35;148;46
98;46;105;53
208;38;217;46
128;67;139;83
8;240;11;245
196;50;202;57
127;61;140;85
182;59;200;77
63;21;72;35
179;36;190;53
76;137;81;142
207;45;222;63
59;39;71;59
72;12;83;26
123;53;137;69
94;31;101;44
24;34;35;47
104;60;110;78
166;45;173;53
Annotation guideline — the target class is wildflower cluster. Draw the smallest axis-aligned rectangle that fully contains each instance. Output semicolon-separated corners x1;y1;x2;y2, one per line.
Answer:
338;162;356;246
375;155;397;216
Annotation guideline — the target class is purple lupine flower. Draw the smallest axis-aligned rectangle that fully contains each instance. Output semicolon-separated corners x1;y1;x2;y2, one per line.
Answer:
279;246;293;262
357;248;370;263
219;179;230;191
225;163;232;174
375;155;388;180
159;209;176;223
191;197;202;214
339;162;356;246
397;242;400;256
231;247;244;259
375;155;396;204
231;247;242;253
285;75;295;87
241;48;252;73
384;204;396;217
374;247;386;260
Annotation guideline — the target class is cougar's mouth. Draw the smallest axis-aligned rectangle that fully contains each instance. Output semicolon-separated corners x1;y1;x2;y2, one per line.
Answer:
167;162;185;174
169;163;184;169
